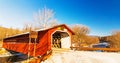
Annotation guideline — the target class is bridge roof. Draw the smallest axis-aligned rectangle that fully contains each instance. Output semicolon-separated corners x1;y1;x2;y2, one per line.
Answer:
4;24;74;39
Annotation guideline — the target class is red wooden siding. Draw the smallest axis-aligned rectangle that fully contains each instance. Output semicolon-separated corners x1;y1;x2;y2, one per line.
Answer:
34;30;48;56
2;24;74;57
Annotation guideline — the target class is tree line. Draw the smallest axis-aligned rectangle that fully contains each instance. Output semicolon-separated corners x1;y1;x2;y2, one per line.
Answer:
71;24;99;47
0;26;22;41
101;31;120;48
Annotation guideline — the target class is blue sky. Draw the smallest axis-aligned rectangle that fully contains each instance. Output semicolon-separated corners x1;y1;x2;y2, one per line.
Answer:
0;0;120;36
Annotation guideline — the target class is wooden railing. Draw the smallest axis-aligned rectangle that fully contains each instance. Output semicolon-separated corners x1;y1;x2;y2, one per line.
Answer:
70;47;120;52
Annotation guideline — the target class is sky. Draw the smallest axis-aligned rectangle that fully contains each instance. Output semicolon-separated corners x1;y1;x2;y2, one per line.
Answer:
0;0;120;36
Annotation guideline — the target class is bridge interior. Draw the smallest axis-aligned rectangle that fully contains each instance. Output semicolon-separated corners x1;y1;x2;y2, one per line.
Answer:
52;31;70;48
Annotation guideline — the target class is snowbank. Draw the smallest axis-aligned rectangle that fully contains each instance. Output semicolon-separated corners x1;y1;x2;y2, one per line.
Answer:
42;51;120;63
0;48;12;57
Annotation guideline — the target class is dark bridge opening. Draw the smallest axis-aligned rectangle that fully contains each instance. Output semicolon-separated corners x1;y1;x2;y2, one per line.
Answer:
52;32;61;48
52;31;70;48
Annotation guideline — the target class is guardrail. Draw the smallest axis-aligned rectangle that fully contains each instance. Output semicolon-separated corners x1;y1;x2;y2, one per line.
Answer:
70;47;120;52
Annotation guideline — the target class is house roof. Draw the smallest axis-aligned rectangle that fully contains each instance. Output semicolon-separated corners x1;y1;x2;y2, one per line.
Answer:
4;24;74;39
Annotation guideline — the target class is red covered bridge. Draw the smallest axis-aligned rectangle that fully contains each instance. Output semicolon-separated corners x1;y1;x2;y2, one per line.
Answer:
2;24;74;57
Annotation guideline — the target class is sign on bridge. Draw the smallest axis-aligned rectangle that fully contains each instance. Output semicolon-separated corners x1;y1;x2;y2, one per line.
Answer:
29;31;38;38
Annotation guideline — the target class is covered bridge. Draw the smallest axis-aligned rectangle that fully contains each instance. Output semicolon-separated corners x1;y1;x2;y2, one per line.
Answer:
2;24;74;57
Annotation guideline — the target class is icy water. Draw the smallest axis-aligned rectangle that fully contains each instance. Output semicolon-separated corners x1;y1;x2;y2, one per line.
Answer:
0;53;28;63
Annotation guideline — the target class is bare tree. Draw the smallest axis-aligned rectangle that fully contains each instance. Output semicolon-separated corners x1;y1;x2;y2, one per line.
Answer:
85;36;99;45
109;31;120;48
0;26;22;41
22;23;33;32
71;24;90;47
33;7;58;29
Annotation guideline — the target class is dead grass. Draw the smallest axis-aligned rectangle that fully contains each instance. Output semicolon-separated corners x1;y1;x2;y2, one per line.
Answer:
0;41;2;47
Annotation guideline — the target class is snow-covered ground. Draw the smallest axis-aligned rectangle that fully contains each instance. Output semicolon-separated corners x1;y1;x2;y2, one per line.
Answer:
0;48;12;57
42;50;120;63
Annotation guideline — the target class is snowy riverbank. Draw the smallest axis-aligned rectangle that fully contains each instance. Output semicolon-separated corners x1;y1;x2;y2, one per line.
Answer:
42;51;120;63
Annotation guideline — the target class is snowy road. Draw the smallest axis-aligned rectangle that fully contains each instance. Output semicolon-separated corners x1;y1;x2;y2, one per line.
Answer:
42;51;120;63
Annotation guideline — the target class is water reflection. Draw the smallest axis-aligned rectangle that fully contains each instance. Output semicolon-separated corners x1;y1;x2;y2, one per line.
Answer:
0;53;28;63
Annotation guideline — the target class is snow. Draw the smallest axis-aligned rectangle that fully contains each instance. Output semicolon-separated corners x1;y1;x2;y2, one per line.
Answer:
42;51;120;63
0;48;12;57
